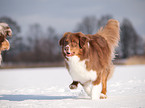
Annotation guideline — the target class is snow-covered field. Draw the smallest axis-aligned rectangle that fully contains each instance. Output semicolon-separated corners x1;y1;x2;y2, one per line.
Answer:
0;65;145;108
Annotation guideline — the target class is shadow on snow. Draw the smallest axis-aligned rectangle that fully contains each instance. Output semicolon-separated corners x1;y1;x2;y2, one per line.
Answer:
0;95;77;101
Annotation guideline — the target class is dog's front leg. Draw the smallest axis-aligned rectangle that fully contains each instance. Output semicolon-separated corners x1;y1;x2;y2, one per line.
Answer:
69;81;79;89
82;82;92;96
91;83;102;100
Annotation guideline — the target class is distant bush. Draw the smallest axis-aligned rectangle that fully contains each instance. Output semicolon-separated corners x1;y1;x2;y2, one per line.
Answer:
125;55;145;65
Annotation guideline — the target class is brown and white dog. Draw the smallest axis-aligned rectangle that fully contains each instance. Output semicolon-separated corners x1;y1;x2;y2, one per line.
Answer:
59;19;120;100
0;23;12;64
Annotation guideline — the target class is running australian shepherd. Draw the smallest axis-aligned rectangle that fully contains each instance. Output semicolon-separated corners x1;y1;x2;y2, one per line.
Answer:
59;19;120;100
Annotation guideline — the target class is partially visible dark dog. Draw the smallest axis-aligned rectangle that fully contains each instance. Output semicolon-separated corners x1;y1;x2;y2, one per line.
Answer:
0;23;12;64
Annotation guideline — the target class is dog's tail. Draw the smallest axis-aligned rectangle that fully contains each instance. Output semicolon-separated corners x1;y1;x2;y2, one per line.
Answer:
97;19;120;51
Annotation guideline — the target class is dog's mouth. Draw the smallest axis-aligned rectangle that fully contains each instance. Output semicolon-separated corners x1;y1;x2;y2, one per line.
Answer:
65;52;75;57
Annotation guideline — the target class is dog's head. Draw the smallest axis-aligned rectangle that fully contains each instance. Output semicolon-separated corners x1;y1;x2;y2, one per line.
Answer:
59;32;89;58
0;23;12;51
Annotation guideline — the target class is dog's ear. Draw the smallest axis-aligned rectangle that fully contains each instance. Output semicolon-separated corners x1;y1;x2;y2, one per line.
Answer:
75;32;88;48
59;36;65;46
0;39;10;51
79;36;88;48
59;32;70;46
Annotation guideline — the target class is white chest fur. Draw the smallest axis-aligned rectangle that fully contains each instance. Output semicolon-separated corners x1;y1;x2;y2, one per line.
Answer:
66;56;97;84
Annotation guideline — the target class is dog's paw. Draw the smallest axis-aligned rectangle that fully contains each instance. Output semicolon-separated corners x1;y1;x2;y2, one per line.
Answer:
69;84;78;89
100;93;107;99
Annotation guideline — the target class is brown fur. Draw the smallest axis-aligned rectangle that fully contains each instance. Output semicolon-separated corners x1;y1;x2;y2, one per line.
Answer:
59;19;120;98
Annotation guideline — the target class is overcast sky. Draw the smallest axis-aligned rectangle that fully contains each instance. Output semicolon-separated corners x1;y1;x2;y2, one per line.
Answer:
0;0;145;38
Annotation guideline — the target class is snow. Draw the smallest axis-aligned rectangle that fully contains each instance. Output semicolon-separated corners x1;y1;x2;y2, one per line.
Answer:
0;65;145;108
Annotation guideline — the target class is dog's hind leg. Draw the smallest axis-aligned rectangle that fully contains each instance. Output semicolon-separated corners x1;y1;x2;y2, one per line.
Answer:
100;71;107;99
100;66;113;99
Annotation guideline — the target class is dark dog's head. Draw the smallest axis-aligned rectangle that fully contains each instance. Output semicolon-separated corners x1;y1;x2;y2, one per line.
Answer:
0;23;12;51
59;32;89;58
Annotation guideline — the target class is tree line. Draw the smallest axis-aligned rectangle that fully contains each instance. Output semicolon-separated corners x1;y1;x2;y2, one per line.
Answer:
0;15;144;64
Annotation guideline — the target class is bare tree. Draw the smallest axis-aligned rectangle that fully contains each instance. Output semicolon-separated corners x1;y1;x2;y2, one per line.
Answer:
74;16;98;34
46;26;61;62
120;18;144;58
25;23;44;62
97;15;113;29
74;15;113;34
